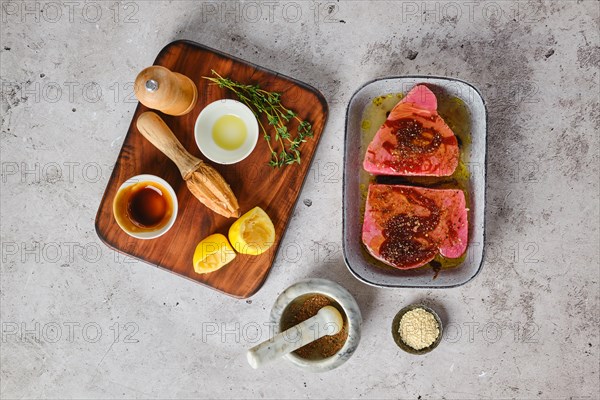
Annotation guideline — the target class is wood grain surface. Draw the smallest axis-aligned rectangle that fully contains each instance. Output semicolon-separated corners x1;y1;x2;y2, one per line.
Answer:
95;40;328;298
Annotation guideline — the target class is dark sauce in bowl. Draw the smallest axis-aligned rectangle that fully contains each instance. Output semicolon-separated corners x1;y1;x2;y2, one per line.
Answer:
113;181;174;233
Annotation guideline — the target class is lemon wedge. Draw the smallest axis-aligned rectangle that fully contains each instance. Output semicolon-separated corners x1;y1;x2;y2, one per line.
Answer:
228;207;275;255
192;234;236;274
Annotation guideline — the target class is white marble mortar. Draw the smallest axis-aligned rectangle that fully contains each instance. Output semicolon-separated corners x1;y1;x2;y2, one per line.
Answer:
269;278;362;372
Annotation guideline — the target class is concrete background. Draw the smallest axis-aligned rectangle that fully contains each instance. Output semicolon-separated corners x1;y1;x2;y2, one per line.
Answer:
1;0;599;398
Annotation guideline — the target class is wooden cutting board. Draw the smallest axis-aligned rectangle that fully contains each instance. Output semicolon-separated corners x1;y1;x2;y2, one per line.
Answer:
95;40;328;298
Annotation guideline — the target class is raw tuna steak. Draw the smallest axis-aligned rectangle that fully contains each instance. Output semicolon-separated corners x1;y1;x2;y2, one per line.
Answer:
362;184;468;269
363;85;459;176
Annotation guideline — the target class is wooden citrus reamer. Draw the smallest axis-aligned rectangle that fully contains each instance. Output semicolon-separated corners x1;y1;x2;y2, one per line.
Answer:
136;112;240;218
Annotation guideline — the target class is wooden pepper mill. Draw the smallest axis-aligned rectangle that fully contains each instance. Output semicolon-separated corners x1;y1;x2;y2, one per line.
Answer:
134;66;198;116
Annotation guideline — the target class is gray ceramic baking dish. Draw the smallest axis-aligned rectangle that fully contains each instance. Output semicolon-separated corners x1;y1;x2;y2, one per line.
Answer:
342;76;487;288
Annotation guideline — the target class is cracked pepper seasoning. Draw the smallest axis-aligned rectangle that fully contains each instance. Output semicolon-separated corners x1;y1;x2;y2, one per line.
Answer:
398;308;440;350
281;294;348;359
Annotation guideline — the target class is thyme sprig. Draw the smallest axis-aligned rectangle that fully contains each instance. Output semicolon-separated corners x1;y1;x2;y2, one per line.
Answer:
203;70;314;168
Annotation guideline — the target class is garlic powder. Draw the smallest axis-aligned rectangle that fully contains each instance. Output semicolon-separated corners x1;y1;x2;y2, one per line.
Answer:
398;308;440;350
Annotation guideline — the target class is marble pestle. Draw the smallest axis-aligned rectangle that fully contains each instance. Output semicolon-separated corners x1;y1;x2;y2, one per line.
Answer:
246;306;343;369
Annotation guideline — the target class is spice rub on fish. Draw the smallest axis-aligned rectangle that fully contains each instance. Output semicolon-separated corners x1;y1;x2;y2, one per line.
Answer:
363;85;459;176
362;184;468;270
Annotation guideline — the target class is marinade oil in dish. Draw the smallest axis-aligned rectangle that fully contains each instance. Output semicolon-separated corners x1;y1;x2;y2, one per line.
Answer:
359;91;472;276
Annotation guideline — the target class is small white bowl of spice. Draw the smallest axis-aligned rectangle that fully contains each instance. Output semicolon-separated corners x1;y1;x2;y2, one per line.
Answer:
392;304;443;354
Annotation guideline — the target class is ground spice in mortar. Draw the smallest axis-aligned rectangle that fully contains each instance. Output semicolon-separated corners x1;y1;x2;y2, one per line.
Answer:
281;294;348;359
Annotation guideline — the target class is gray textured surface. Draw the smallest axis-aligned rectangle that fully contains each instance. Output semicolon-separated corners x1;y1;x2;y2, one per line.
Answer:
1;1;599;399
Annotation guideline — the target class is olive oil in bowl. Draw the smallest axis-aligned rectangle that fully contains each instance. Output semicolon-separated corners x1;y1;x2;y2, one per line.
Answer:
194;99;259;165
212;114;248;151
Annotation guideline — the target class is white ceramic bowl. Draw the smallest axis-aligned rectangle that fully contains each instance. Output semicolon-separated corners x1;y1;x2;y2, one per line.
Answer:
269;278;362;372
194;99;259;164
112;174;178;240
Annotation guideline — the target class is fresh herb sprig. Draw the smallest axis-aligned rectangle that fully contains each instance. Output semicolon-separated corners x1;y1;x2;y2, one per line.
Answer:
203;70;314;168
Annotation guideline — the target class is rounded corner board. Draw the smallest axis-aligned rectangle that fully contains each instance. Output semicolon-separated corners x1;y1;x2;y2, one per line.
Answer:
95;40;328;298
